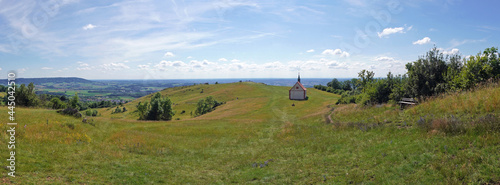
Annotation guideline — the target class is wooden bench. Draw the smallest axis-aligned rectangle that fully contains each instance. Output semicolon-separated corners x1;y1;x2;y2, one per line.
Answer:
398;98;418;109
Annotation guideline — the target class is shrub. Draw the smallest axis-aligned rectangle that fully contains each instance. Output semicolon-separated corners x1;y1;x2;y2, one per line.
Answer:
194;96;224;116
85;109;99;117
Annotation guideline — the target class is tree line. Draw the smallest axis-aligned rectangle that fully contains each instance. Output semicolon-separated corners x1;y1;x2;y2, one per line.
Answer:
315;46;500;105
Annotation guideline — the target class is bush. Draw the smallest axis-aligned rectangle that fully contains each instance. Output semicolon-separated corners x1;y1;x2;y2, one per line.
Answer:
113;107;122;114
194;96;224;116
85;109;99;117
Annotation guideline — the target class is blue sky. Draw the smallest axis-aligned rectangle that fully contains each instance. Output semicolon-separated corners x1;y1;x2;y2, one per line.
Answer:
0;0;498;79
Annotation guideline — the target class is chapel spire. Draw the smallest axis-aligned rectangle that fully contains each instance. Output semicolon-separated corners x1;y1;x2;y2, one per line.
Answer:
298;73;301;83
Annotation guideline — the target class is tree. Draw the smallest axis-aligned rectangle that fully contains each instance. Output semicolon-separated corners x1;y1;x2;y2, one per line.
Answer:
136;92;175;121
405;47;448;97
136;102;149;120
460;47;500;89
358;70;374;93
15;83;39;107
327;78;342;90
50;97;66;109
443;54;463;91
70;92;79;110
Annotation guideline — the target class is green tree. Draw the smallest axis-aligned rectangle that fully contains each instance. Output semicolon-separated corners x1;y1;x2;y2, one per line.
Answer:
358;70;374;93
460;47;500;89
443;54;463;91
70;92;79;110
15;83;39;107
50;97;66;109
137;92;175;121
136;101;149;120
327;78;342;90
405;47;447;97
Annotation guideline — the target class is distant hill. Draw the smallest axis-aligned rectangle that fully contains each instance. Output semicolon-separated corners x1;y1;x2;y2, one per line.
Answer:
0;77;93;85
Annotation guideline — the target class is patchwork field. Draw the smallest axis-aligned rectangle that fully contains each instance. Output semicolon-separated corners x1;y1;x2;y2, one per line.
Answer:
0;82;499;184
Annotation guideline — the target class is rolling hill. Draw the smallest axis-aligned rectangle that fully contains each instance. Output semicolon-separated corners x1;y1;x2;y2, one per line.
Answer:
0;82;499;184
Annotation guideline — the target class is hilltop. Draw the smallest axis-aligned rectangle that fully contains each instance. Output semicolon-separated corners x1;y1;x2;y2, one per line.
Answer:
0;82;499;184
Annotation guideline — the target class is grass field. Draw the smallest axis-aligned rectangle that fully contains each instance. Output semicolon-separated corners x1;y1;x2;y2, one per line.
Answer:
0;82;499;184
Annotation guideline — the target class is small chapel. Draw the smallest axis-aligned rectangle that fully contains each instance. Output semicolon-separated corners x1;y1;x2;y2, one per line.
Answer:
289;74;307;100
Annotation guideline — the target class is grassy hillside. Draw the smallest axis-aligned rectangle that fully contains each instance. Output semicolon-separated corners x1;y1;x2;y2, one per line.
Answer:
0;82;499;184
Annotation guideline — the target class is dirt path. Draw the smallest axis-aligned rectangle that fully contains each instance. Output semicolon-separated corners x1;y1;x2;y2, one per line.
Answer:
326;107;334;124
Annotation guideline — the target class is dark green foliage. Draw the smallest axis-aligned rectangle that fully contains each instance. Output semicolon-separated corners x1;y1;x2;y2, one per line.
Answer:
136;92;175;121
113;106;122;114
136;102;149;120
194;96;224;116
50;97;66;109
461;47;500;89
405;47;448;97
314;78;355;95
15;82;39;107
0;85;7;92
358;70;374;93
329;46;499;106
70;92;79;110
57;107;82;118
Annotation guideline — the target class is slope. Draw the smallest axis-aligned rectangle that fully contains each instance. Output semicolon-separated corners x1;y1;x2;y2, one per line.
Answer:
1;82;499;184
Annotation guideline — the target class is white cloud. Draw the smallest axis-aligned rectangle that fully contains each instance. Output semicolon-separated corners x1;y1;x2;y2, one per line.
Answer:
41;67;53;70
83;24;96;30
413;37;431;45
18;68;27;74
306;49;315;53
187;56;193;59
375;56;395;62
263;61;285;70
77;61;89;67
322;49;350;57
0;68;2;71
164;52;175;57
218;58;228;62
378;27;404;38
138;65;150;70
101;62;130;71
77;67;91;71
154;60;188;71
231;59;240;62
439;48;460;55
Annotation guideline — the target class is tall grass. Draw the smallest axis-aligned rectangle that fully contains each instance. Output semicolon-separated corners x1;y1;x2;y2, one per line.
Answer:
0;82;499;184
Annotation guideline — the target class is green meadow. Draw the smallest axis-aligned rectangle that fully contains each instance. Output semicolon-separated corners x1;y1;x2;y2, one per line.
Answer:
1;82;499;184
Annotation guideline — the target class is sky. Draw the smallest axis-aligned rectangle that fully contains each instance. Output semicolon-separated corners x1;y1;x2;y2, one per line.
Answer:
0;0;499;79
